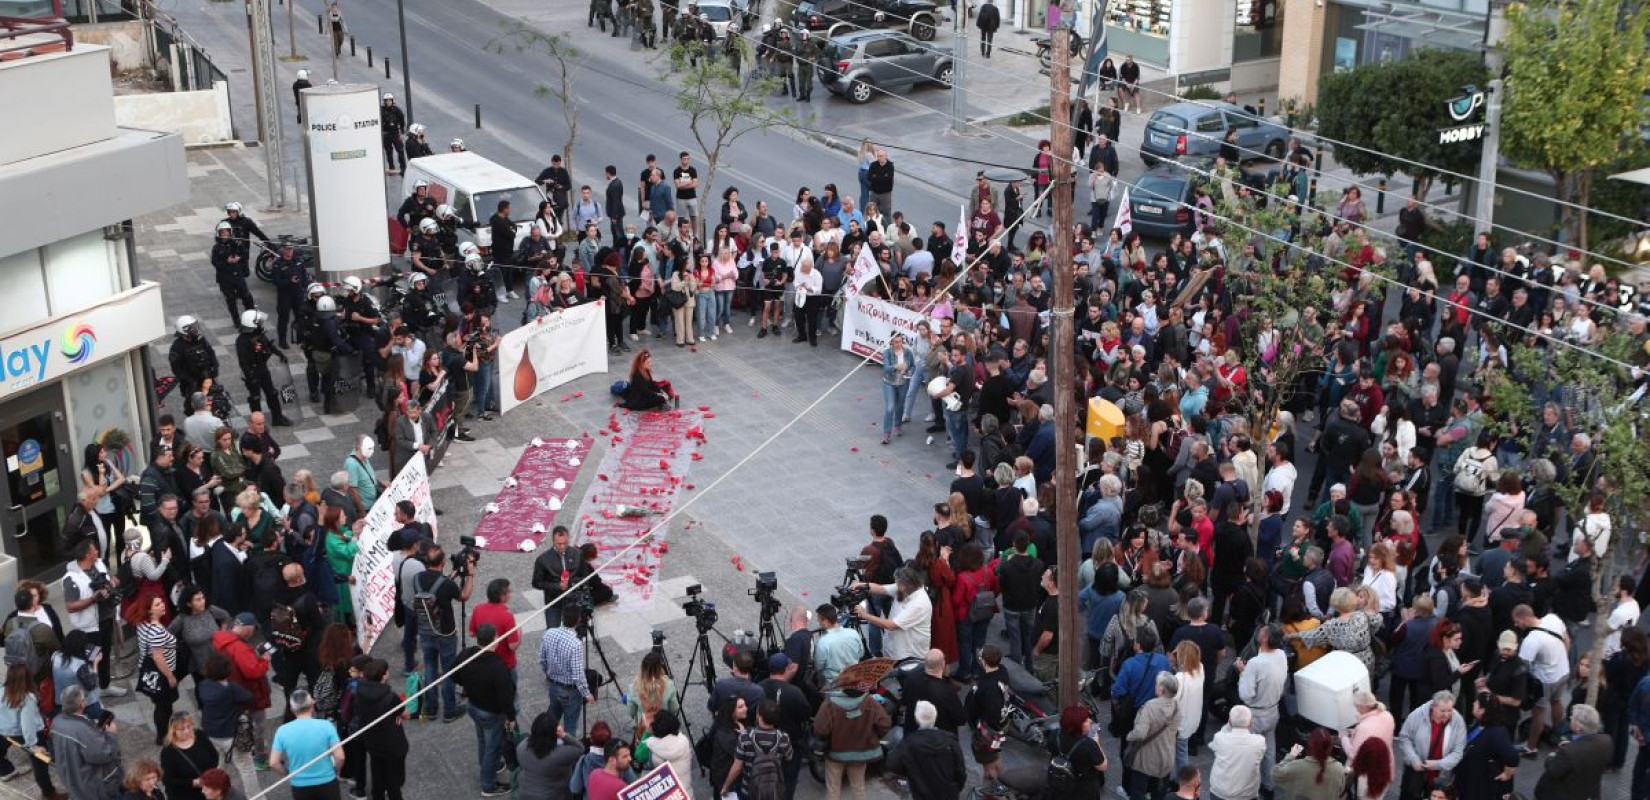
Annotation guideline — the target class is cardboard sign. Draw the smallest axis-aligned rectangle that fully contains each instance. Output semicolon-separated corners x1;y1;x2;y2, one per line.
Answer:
618;763;689;800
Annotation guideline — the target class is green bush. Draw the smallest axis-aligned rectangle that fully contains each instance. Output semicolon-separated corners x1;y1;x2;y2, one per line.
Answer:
1005;105;1051;127
1179;84;1221;101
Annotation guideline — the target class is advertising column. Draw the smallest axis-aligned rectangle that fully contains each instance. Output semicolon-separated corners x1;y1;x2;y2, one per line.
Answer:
300;84;391;274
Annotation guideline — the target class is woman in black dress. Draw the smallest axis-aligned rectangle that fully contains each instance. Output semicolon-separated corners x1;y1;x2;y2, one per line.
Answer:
1050;704;1107;800
619;349;677;411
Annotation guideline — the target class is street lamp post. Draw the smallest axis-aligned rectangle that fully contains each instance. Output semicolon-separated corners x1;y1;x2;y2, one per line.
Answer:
396;0;414;123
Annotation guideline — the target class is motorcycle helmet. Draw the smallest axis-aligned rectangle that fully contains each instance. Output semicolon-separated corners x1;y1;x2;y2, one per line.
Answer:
342;276;364;294
458;242;480;260
239;309;266;330
316;296;338;313
307;282;327;299
418;218;439;235
224;202;243;214
449;138;465;151
436;204;455;220
409;123;426;136
409;272;428;287
215;221;233;234
174;315;200;337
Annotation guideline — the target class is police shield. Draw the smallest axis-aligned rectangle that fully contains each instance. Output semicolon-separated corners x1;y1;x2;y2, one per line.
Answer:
269;358;305;421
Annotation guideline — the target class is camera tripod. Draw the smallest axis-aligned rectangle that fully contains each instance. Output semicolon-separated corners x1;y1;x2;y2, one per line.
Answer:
674;619;726;716
577;604;624;737
755;594;785;657
651;634;698;744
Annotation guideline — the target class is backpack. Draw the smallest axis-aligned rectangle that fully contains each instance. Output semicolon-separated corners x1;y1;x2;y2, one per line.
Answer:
869;539;904;585
964;573;998;623
2;617;46;679
269;601;309;651
1453;449;1493;494
1045;737;1087;795
313;668;340;720
414;572;455;637
744;733;787;800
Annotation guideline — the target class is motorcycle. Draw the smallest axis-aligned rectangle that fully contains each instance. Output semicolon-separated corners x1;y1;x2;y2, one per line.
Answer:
1033;29;1084;73
992;655;1065;748
254;234;310;283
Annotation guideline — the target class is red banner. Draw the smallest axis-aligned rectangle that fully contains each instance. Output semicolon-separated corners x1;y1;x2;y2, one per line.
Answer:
470;438;594;552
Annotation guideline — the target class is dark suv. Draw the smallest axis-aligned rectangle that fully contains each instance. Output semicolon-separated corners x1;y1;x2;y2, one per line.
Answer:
794;0;941;41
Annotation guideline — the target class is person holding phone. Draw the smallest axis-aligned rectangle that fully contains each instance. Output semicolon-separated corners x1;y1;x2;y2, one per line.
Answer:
1421;619;1476;703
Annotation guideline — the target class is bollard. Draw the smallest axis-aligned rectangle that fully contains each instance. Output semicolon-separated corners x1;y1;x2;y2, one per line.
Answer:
1445;179;1455;197
318;13;324;34
385;58;390;79
1377;178;1387;214
367;46;373;67
475;104;482;129
350;36;356;56
1257;97;1266;116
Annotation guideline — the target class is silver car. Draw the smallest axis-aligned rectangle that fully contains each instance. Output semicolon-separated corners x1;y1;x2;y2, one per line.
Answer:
695;0;746;40
817;29;953;104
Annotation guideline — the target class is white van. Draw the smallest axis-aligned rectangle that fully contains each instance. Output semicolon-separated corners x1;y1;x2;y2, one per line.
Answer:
397;152;548;256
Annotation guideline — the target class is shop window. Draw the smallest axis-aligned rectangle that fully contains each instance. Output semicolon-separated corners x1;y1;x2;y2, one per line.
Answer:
1233;0;1282;62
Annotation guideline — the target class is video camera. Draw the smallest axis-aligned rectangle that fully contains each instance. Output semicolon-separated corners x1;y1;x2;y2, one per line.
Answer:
650;629;667;654
88;573;133;607
748;571;781;618
450;535;481;577
683;584;718;631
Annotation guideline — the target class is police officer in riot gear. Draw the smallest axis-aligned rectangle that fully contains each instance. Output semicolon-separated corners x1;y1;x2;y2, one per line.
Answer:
449;138;467;154
222;202;270;258
456;244;497;317
381;93;407;175
339;277;384;394
211;221;257;323
409;217;447;299
297;283;328;402
303;296;355;414
236;310;293;426
405;123;434;160
167;316;219;399
398;180;437;231
269;240;311;347
402;272;443;341
434;204;476;263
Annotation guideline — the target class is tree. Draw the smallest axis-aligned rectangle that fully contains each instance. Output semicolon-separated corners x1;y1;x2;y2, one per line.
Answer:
1316;49;1490;200
663;38;798;238
489;24;583;173
1501;0;1650;254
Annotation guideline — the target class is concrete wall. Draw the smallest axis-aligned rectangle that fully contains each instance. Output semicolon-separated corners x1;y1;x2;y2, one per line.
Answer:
112;80;233;146
0;46;117;165
72;19;150;72
1277;0;1327;107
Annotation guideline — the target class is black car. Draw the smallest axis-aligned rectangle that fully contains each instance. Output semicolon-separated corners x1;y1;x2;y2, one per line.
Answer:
1128;165;1198;240
795;0;941;41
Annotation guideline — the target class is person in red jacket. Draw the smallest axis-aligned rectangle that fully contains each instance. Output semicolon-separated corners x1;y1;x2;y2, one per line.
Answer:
214;612;274;768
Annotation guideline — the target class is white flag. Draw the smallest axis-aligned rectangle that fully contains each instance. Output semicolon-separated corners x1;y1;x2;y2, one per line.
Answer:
1113;188;1134;238
846;239;878;295
951;204;968;266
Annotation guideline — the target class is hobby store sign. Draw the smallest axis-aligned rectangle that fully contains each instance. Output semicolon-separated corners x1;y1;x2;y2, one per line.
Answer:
1439;87;1486;144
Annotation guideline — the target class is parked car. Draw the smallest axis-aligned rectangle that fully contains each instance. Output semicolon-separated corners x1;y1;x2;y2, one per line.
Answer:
818;29;953;104
696;0;746;39
1139;100;1288;167
795;0;942;41
392;152;547;256
1127;165;1198;240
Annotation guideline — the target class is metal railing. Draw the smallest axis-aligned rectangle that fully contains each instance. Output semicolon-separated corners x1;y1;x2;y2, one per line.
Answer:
0;0;74;57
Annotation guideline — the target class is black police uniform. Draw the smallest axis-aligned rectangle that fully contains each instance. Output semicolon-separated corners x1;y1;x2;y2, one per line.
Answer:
458;264;498;317
403;286;444;340
301;308;354;412
340;293;383;393
398;192;437;231
381;103;407;173
405;135;434;160
269;251;311;346
408;232;447;300
211;237;257;322
235;324;289;421
224;214;270;261
167;332;219;398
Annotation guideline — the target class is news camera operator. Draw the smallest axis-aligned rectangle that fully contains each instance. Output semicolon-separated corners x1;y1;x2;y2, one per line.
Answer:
851;567;932;663
532;526;592;627
413;541;477;723
62;539;122;694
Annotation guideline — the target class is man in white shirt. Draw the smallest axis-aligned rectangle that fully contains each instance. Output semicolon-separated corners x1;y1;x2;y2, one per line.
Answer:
855;567;932;662
1235;624;1287;794
1603;577;1641;659
61;540;124;695
1514;604;1570;757
1261;442;1297;516
1209;706;1267;800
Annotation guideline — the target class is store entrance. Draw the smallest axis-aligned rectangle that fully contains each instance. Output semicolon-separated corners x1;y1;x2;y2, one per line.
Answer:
0;388;76;578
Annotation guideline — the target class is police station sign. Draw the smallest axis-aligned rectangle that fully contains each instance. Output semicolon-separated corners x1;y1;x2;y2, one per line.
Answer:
0;283;166;401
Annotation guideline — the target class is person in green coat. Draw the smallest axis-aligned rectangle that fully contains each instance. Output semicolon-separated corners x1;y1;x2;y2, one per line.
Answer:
323;508;361;624
791;30;818;102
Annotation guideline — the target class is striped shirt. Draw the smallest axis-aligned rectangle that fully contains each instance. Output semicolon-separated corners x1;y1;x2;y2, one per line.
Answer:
137;621;178;672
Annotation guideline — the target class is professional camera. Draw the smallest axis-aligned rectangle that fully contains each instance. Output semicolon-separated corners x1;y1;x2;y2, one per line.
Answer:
748;571;781;617
682;584;718;630
842;555;869;582
450;535;481;577
650;629;667;654
88;573;133;606
830;583;869;611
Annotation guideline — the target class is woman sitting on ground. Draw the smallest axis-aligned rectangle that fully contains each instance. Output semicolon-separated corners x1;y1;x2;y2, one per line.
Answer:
620;350;678;411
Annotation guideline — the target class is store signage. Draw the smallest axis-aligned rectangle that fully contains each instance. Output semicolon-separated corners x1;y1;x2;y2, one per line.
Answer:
1439;124;1485;144
0;284;165;401
1439;87;1486;145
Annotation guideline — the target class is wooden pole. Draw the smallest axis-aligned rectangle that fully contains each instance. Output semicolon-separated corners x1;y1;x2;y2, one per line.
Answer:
1048;9;1081;711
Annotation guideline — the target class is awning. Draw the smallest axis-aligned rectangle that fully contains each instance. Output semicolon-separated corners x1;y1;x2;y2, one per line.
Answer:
1352;3;1487;51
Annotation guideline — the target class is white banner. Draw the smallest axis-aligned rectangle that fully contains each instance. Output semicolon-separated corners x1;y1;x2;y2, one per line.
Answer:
351;454;437;652
839;294;927;363
497;300;609;415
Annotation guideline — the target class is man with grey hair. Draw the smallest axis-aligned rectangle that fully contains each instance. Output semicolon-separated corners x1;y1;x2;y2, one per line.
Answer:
1395;690;1465;799
887;700;966;800
320;470;362;525
854;566;932;662
1235;624;1286;796
62;487;106;555
272;688;345;798
1209;705;1266;800
1299;547;1334;618
184;395;222;450
51;684;122;800
1534;703;1609;800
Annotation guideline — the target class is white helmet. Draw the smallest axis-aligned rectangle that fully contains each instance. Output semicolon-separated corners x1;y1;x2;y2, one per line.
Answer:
174;315;200;336
409;123;426;136
414;179;429;190
306;282;327;299
342;276;364;294
215;221;233;233
383;92;394;101
316;296;338;313
296;69;309;81
458;242;480;260
225;202;243;214
449;138;465;150
239;309;266;329
418;218;439;235
409;272;428;287
436;204;455;220
466;254;485;273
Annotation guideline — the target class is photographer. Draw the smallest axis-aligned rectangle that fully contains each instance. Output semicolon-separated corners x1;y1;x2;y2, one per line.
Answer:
465;315;502;421
852;567;932;663
62;539;123;695
531;526;591;628
440;331;478;435
412;543;475;723
212;613;274;768
811;605;864;688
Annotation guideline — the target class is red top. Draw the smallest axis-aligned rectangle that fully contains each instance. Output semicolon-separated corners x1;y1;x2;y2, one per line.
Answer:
469;601;521;669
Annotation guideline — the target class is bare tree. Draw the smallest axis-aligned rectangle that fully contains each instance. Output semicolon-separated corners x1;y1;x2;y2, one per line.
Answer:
490;23;583;174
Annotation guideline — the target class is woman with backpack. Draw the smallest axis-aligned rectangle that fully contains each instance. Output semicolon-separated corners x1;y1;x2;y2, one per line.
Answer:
1452;432;1499;541
52;630;102;720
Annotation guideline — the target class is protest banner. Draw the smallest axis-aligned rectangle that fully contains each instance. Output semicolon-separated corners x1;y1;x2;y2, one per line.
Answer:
618;763;689;800
497;300;608;415
839;294;927;362
351;453;437;652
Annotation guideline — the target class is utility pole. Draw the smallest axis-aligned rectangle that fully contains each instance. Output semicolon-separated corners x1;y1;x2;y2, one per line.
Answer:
396;0;414;123
1473;0;1507;233
949;2;965;133
1048;12;1081;712
247;0;287;209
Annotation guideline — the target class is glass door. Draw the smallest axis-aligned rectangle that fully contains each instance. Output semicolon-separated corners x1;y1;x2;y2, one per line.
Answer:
0;389;75;578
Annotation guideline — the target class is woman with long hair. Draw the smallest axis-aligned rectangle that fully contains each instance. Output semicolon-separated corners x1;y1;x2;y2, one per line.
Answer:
81;440;130;547
1348;448;1388;546
711;246;739;333
136;594;182;745
1348;736;1392;800
707;697;745;800
620;350;677;412
0;664;57;797
118;759;166;800
322;508;360;625
1170;640;1203;773
625;651;681;737
879;333;915;444
174;444;221;511
160;712;220;800
1274;728;1346;800
912;530;958;667
951;543;992;681
1361;540;1399;618
208;427;248;509
692;253;718;343
517;712;574;800
168;585;229;687
1603;625;1650;768
1098;589;1157;679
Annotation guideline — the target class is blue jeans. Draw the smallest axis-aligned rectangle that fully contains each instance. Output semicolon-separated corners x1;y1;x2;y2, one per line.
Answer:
1002;609;1035;664
695;292;717;339
1175;735;1189;774
902;365;927;421
864;595;892;657
715;290;733;327
420;632;459;717
857;168;871;212
956;618;988;678
473;362;498;414
1432;455;1458;525
882;383;908;437
468;705;506;790
944;406;969;462
547;681;585;734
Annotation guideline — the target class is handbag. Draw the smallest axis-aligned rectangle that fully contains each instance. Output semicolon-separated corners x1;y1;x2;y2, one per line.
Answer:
136;657;167;698
664;288;689;309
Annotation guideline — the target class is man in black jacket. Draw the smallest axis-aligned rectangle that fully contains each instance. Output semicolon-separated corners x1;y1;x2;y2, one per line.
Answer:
531;526;591;628
974;0;1000;57
455;624;517;796
888;700;967;800
759;653;812;800
998;532;1045;665
900;649;966;735
866;149;895;216
605;166;627;245
350;659;411;800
